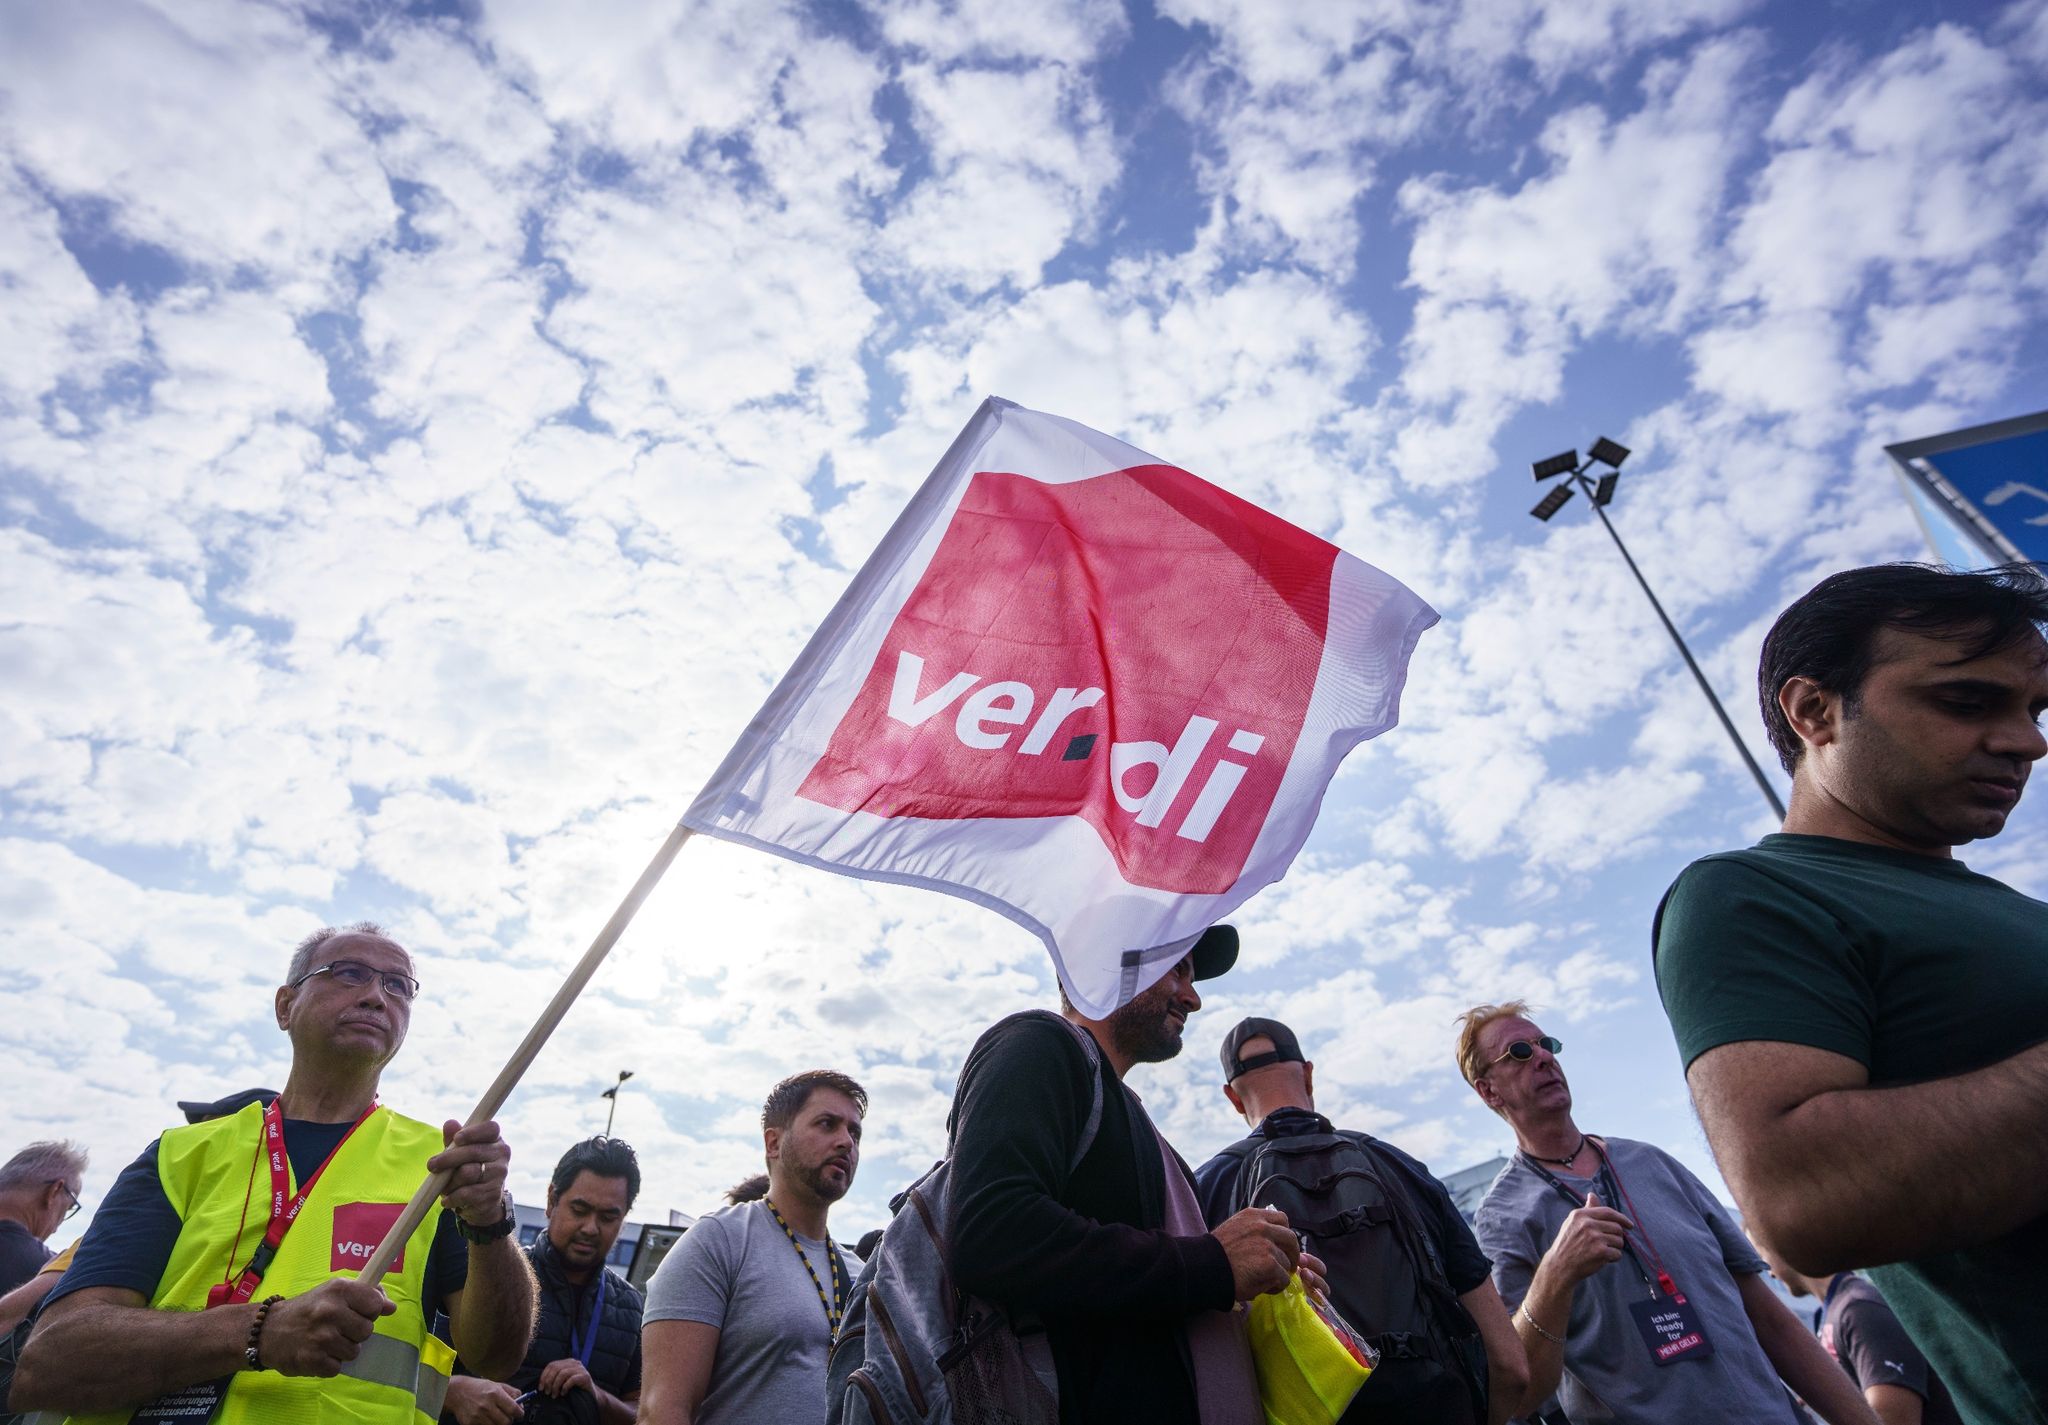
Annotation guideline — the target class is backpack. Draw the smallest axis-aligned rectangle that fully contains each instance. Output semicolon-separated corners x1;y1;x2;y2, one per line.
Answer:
827;1011;1104;1425
1227;1129;1487;1425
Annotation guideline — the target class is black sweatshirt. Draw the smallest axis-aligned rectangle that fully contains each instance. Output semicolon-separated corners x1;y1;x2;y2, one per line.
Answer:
945;1011;1236;1424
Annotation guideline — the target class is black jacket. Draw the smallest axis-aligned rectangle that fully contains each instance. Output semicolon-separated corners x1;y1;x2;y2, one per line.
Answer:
438;1234;645;1422
946;1012;1235;1425
516;1236;644;1398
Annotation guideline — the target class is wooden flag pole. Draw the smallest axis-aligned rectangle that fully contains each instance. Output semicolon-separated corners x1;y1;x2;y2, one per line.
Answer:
357;822;695;1286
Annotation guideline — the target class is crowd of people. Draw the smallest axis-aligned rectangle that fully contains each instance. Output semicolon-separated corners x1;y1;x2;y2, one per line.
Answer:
0;559;2041;1425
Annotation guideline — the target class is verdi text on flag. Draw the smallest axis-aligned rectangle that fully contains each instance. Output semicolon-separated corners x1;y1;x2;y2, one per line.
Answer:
684;398;1439;1016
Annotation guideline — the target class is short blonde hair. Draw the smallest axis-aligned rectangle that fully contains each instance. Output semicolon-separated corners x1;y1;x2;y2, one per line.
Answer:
1455;1000;1534;1086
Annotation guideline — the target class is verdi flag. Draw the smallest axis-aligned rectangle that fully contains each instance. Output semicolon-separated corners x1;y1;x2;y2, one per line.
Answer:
683;398;1438;1016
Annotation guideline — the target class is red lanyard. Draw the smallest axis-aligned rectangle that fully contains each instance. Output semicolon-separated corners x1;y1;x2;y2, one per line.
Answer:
1590;1141;1682;1301
210;1099;377;1307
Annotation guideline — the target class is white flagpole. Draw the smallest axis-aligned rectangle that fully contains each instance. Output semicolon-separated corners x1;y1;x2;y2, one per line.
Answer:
358;822;695;1285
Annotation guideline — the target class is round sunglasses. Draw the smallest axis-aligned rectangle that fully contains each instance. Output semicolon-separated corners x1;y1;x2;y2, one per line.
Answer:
1487;1035;1563;1068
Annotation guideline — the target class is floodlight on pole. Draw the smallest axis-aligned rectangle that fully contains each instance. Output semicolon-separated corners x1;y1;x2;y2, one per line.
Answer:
601;1069;635;1137
1523;438;1786;820
1588;437;1631;469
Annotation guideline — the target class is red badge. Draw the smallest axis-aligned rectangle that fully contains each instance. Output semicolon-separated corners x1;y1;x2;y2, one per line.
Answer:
798;465;1336;894
332;1202;407;1273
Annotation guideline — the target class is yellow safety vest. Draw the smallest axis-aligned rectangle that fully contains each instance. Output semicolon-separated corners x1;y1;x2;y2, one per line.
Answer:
59;1101;458;1425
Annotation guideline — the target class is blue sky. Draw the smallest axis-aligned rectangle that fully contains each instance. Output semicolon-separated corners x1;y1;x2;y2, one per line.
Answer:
4;0;2046;1243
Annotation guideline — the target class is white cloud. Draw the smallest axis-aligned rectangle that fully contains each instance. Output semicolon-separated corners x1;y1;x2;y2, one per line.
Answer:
0;0;394;301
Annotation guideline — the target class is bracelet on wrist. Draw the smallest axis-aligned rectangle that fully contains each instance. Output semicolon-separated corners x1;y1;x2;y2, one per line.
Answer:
245;1294;284;1370
1517;1303;1565;1345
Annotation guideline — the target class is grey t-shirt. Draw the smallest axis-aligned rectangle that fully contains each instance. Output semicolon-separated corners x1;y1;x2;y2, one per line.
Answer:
1473;1137;1796;1424
644;1200;859;1425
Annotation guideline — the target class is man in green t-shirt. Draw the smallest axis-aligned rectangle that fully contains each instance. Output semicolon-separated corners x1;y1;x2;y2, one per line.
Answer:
1654;561;2048;1425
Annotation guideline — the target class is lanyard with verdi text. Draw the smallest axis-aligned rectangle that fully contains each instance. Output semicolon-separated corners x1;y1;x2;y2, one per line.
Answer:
209;1098;378;1308
569;1269;610;1367
1520;1146;1662;1300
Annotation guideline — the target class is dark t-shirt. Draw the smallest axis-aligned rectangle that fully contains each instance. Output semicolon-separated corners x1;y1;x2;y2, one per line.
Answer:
1819;1275;1963;1425
1654;833;2048;1425
1192;1107;1492;1295
51;1119;468;1316
0;1219;52;1293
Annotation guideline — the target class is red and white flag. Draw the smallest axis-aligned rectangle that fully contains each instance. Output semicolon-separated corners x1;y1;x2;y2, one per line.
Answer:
683;399;1438;1015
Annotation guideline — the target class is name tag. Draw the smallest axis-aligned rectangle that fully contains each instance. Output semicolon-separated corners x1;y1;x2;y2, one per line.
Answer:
1629;1293;1714;1365
332;1201;408;1272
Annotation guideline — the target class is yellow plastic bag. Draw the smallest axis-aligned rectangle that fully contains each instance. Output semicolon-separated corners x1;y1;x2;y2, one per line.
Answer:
1245;1274;1377;1425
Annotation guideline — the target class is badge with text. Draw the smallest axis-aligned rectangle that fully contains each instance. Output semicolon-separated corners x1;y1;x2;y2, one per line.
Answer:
332;1201;407;1273
1629;1292;1714;1365
131;1377;230;1424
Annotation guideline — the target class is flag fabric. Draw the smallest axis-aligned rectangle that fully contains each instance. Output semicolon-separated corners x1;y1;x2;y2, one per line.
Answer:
683;398;1439;1016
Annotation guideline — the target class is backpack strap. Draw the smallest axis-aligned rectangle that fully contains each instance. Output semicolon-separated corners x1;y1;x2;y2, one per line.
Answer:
1020;1010;1106;1173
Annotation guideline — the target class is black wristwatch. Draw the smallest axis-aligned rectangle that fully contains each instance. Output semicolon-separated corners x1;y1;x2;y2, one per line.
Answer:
454;1190;517;1244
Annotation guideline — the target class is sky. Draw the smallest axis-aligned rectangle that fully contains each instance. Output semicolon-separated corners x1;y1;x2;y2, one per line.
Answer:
3;0;2046;1247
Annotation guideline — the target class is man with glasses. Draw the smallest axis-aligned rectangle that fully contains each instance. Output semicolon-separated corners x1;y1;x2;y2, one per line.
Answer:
13;922;538;1425
0;1141;87;1293
1454;1001;1876;1425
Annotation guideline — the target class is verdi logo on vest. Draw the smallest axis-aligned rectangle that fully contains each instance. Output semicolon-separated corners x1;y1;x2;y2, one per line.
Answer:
796;465;1336;895
332;1201;409;1272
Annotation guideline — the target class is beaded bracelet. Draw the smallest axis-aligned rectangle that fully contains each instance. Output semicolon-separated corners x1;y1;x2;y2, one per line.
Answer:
245;1294;284;1371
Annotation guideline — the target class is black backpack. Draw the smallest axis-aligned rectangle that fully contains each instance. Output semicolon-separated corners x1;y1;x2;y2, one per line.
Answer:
1226;1129;1487;1425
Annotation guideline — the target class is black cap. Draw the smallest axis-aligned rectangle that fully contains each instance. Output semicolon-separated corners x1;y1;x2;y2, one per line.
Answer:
1189;924;1238;981
1219;1017;1305;1082
177;1088;280;1124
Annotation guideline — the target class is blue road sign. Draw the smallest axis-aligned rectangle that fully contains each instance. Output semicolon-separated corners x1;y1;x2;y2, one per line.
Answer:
1888;411;2048;566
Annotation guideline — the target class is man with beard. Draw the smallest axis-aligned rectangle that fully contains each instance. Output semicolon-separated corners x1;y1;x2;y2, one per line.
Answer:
946;925;1305;1425
1653;562;2048;1425
444;1137;646;1425
639;1071;866;1425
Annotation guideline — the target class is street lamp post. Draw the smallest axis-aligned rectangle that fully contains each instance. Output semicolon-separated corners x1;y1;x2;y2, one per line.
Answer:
600;1070;634;1137
1529;441;1787;821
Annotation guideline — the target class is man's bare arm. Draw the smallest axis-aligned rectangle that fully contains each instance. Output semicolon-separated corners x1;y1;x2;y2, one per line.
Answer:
1686;1039;2048;1272
637;1320;718;1425
11;1287;253;1412
12;1278;394;1413
1736;1272;1878;1425
0;1270;59;1337
1865;1383;1924;1425
441;1236;538;1382
1457;1280;1528;1425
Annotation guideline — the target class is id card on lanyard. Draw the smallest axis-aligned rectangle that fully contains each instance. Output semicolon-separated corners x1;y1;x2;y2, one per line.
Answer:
1522;1140;1714;1367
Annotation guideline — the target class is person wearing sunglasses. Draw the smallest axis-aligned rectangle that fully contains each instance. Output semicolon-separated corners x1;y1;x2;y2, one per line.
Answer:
0;1141;88;1295
13;922;540;1425
1454;1001;1878;1425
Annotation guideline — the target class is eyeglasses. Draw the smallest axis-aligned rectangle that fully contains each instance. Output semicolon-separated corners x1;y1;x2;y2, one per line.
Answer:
1487;1036;1564;1069
49;1180;81;1221
292;959;420;1002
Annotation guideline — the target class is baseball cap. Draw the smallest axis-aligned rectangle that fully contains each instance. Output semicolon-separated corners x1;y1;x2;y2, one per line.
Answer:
177;1087;280;1124
1189;923;1239;982
1219;1017;1305;1082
